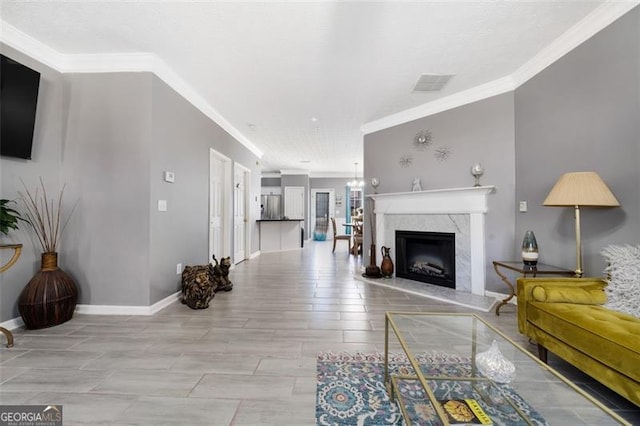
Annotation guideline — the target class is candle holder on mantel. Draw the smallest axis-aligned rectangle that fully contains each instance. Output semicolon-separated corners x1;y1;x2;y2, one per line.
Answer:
471;163;484;187
371;178;380;194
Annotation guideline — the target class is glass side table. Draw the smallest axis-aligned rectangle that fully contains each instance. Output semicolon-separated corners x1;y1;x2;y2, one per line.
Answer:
492;261;575;315
0;243;22;348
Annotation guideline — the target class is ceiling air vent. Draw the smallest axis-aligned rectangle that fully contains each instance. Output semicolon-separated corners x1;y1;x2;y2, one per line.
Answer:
412;74;454;92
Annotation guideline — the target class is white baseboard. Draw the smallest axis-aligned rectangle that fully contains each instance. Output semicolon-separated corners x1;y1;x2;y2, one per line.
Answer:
0;316;24;331
485;290;515;304
76;291;181;316
2;292;181;329
249;250;261;259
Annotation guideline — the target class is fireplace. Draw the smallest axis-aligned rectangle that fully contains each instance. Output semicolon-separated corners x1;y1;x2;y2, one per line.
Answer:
395;230;456;289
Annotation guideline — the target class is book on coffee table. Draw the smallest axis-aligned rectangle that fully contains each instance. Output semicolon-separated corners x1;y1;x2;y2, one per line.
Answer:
438;399;493;425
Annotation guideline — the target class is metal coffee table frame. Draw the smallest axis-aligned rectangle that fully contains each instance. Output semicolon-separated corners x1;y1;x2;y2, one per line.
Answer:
383;312;629;426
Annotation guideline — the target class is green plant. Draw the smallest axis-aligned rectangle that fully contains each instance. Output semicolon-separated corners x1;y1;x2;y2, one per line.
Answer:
18;179;76;253
0;199;23;236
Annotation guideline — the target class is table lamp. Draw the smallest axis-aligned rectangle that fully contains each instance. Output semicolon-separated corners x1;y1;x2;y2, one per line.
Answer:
543;171;620;277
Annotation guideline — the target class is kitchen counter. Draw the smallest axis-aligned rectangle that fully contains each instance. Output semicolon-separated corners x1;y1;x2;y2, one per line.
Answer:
257;219;304;222
257;219;303;252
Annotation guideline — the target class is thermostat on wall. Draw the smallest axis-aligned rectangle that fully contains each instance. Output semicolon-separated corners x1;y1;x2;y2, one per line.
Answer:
163;171;175;183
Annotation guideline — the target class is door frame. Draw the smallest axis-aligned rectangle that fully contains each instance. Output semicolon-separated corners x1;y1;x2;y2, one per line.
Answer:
310;188;335;239
209;148;232;262
233;161;251;265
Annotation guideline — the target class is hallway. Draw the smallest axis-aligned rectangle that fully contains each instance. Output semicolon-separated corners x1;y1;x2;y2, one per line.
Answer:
1;241;637;424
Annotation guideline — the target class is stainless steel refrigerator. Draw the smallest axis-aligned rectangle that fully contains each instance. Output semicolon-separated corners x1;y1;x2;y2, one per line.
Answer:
261;194;281;220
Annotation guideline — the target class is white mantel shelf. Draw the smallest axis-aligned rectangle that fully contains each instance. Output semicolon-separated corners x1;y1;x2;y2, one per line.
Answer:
367;186;495;296
367;186;495;214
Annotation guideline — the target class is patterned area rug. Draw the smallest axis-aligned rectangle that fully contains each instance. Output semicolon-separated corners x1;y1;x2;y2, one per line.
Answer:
316;352;548;426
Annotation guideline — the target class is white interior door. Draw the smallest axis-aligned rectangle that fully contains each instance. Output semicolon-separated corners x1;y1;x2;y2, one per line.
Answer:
233;162;250;264
209;149;231;262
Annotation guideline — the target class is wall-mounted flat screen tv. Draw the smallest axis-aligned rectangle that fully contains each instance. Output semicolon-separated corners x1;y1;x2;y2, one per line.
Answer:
1;54;41;160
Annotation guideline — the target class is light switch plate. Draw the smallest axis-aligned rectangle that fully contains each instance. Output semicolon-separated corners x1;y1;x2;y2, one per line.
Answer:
519;201;527;212
158;200;168;211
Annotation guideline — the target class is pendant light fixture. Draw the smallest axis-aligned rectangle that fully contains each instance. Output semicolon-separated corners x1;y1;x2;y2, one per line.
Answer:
348;162;364;188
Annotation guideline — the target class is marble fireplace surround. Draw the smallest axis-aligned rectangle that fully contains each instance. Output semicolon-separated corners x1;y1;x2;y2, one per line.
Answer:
368;186;495;296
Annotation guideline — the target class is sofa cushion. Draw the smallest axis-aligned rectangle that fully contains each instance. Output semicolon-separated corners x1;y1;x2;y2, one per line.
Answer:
531;284;607;305
528;301;640;383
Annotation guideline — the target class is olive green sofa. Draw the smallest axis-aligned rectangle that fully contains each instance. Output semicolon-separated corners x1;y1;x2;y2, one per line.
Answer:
517;277;640;407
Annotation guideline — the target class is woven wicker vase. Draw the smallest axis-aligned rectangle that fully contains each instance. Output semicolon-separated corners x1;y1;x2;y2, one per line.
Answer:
18;252;78;329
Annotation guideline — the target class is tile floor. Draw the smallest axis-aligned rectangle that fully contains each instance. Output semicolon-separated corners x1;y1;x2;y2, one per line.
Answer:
1;241;638;425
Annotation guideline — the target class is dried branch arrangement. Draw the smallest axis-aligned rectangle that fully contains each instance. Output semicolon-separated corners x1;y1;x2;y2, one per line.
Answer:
18;179;76;253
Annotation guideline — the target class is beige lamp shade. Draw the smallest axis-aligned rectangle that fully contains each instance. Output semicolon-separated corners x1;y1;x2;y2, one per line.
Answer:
543;172;620;207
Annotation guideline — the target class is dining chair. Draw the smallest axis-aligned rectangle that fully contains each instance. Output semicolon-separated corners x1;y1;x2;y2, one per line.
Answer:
352;222;363;255
331;217;351;253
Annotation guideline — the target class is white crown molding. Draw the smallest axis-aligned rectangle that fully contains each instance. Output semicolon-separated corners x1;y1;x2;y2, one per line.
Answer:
361;76;515;135
261;172;282;178
0;20;263;160
280;169;310;175
63;52;158;73
150;58;264;159
511;0;640;87
309;171;353;178
362;1;639;135
0;20;66;71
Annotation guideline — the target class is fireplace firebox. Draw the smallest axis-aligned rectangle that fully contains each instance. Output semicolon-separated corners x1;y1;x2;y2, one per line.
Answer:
395;230;455;288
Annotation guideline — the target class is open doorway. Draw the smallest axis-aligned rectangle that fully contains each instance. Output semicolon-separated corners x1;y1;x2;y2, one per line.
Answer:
311;188;335;241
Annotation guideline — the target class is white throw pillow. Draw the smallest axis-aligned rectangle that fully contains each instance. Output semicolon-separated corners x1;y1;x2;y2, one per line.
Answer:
601;244;640;318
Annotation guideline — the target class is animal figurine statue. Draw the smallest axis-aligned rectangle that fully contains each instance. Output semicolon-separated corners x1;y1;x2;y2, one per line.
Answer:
181;255;234;310
181;263;216;309
212;255;233;292
411;177;422;192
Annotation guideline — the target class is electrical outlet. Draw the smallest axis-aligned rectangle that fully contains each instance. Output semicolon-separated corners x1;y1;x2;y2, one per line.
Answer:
158;200;167;211
176;263;182;275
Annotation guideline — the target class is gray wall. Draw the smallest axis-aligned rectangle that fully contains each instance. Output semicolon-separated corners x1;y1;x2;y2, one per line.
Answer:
62;72;153;306
1;51;261;321
0;45;64;321
515;7;640;276
364;93;516;292
261;177;281;188
149;76;261;304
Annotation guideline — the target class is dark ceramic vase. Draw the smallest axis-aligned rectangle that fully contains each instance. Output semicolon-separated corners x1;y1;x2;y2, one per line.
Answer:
380;246;394;278
18;252;78;329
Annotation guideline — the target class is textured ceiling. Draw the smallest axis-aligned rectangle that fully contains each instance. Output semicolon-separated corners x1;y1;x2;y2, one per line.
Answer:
0;1;613;174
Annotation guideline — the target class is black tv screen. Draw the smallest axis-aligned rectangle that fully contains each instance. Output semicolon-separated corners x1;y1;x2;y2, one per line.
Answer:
1;54;41;160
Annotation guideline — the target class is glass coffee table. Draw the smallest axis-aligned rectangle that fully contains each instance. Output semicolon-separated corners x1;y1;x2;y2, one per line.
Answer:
384;312;629;425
